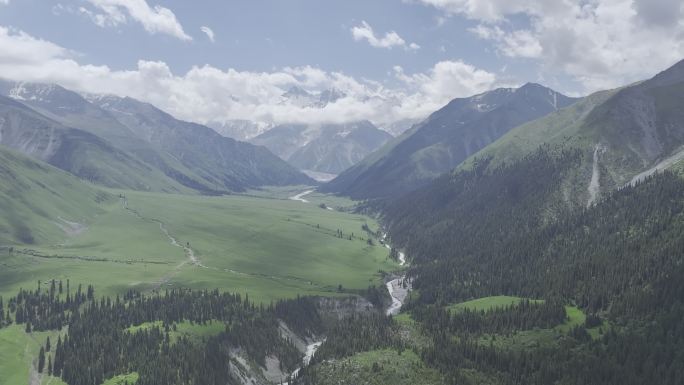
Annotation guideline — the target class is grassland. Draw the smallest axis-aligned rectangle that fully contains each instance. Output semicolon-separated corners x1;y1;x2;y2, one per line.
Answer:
101;373;139;385
445;296;606;351
126;320;225;344
0;187;398;303
446;296;543;313
0;324;67;385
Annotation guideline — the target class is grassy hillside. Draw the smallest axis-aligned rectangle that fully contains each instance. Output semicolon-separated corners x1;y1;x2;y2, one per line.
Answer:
0;324;66;385
446;296;543;313
459;90;617;170
0;144;114;245
1;185;398;302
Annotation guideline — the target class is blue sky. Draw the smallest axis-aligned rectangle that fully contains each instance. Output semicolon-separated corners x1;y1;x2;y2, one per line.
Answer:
1;0;523;83
0;0;682;128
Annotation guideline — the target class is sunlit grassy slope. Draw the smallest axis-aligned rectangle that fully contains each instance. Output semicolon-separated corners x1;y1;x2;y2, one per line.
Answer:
1;185;397;303
0;324;66;385
0;145;115;245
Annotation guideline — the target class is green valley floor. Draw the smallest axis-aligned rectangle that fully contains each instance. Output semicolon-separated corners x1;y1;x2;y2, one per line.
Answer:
0;188;398;303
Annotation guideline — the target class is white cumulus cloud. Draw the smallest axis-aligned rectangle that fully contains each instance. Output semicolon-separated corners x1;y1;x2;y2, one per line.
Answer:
351;21;420;50
83;0;192;41
0;26;501;130
393;60;498;115
200;26;215;42
418;0;684;92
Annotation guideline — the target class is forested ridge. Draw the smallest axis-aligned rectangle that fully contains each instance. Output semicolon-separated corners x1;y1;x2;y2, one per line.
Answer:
0;287;328;385
369;147;684;384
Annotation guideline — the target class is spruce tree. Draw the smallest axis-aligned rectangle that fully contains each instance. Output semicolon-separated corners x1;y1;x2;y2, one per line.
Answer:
38;346;45;373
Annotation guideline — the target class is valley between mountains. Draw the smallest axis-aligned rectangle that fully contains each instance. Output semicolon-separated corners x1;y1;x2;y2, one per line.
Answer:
2;59;684;385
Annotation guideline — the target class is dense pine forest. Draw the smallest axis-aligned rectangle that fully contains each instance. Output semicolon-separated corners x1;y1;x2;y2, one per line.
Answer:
371;147;684;384
0;287;328;385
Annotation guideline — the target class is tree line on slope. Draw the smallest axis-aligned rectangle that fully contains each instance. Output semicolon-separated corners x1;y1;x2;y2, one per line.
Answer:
375;147;684;384
0;287;328;385
414;299;567;337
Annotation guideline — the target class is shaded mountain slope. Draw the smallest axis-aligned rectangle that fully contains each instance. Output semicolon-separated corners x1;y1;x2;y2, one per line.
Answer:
0;81;314;192
460;59;684;207
0;144;113;245
322;83;576;199
0;95;189;192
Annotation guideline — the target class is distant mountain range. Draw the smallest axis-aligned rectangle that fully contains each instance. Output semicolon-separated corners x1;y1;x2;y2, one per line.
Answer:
378;59;684;241
207;87;351;142
251;121;393;174
457;58;684;208
0;81;314;193
208;84;418;147
326;59;684;204
322;83;577;199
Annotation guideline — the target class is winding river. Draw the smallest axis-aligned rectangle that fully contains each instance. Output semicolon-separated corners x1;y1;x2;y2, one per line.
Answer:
284;340;324;384
289;190;314;203
283;191;411;383
385;251;409;316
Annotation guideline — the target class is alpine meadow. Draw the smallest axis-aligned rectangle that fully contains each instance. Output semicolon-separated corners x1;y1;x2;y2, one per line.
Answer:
1;1;684;385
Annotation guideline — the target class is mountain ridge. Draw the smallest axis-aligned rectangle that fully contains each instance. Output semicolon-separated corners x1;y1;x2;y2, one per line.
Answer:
322;83;578;199
458;58;684;208
0;80;315;193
